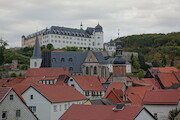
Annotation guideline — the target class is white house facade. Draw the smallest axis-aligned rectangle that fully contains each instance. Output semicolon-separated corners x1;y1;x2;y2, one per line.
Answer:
0;87;38;120
22;86;86;120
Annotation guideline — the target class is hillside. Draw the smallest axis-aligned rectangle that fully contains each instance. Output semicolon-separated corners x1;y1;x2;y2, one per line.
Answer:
116;32;180;67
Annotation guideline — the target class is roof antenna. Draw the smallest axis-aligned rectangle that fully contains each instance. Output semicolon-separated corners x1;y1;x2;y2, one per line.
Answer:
80;21;83;29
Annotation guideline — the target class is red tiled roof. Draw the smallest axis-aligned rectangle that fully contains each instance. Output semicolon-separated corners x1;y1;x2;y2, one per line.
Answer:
126;86;152;99
174;71;180;82
128;93;142;105
26;68;68;78
104;82;124;97
157;73;179;87
151;67;178;73
0;87;11;102
142;90;180;105
60;104;145;120
27;85;86;103
0;77;25;87
141;78;161;89
72;75;105;91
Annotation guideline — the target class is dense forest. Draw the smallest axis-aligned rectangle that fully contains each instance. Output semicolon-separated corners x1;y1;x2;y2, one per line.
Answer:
116;32;180;68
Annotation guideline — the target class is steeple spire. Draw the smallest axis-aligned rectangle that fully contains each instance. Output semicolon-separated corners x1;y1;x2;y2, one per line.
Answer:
31;34;41;59
80;22;83;29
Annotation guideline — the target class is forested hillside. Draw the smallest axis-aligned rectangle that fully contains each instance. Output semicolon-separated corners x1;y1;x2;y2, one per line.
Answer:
116;32;180;68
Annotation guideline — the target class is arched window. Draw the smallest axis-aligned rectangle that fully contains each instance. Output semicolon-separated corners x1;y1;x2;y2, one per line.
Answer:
61;58;65;62
34;62;37;67
86;67;89;74
94;66;97;74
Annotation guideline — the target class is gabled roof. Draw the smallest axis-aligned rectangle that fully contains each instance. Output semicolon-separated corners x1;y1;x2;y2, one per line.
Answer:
142;89;180;105
24;85;86;103
157;73;179;87
104;82;124;97
72;75;105;91
26;67;68;78
0;87;11;102
59;104;153;120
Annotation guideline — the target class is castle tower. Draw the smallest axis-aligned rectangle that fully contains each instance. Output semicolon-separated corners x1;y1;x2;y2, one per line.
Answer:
94;23;104;50
112;40;126;83
30;34;42;68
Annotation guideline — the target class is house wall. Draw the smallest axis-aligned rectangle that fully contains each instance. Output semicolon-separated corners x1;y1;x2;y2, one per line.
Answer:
67;77;105;100
0;90;37;120
50;100;86;120
22;87;51;120
135;109;155;120
144;104;179;120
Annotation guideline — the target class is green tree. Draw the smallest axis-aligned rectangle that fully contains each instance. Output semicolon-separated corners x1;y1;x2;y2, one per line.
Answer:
61;46;82;51
0;39;8;65
131;55;140;70
10;73;17;77
47;43;54;50
138;53;146;69
161;55;167;67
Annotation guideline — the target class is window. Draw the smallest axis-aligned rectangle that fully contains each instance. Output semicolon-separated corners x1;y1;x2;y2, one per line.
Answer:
29;106;36;113
71;84;75;87
53;105;57;112
10;95;13;100
85;91;89;96
2;111;7;119
59;105;61;111
64;104;67;110
69;67;73;72
94;67;97;74
30;95;33;100
34;62;37;67
61;58;65;62
52;58;56;62
86;67;89;74
16;110;21;117
70;79;73;81
69;58;72;62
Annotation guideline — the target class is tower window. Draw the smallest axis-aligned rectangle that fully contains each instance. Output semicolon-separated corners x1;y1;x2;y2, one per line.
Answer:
52;58;56;62
34;62;37;67
69;67;73;72
86;67;89;74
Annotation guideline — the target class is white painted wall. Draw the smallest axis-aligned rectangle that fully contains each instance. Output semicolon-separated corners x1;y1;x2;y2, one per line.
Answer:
0;90;38;120
22;87;51;120
42;32;103;50
144;104;179;120
50;100;86;120
135;109;155;120
30;58;42;68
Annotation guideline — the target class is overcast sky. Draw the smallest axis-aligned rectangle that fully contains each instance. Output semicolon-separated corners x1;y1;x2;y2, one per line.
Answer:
0;0;180;47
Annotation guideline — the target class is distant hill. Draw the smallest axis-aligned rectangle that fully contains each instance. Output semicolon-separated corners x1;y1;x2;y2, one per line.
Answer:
115;32;180;67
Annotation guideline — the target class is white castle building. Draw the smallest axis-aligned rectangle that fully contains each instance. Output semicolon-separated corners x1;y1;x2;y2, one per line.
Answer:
22;24;104;50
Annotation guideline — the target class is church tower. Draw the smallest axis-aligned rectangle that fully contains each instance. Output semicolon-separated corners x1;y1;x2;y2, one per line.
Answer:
112;40;126;83
30;34;42;68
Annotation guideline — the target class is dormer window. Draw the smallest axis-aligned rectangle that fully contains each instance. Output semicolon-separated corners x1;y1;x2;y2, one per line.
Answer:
61;58;65;62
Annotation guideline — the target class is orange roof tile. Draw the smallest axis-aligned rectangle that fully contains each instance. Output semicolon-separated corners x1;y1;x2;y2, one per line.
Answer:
128;93;142;105
26;68;68;78
104;82;124;98
142;90;180;104
27;85;86;103
72;75;105;91
0;87;11;102
59;104;148;120
126;86;152;99
157;73;179;87
151;67;178;73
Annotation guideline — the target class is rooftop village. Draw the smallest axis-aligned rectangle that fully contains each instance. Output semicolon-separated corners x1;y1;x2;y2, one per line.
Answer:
1;29;180;120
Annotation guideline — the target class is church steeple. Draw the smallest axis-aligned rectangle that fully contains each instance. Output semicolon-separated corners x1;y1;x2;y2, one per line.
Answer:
116;40;123;57
31;34;41;59
30;34;42;68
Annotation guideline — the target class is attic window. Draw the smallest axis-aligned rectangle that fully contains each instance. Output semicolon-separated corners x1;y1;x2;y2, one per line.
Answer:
10;95;13;100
